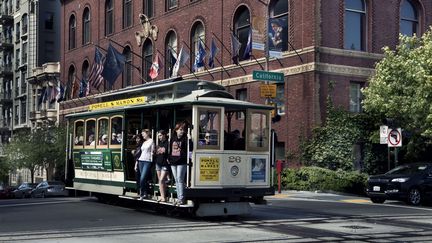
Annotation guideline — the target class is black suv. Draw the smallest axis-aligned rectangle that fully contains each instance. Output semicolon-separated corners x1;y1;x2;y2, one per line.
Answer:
367;163;432;205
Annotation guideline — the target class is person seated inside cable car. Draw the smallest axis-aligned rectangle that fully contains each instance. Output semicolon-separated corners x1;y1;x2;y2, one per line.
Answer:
99;134;108;145
199;132;217;146
111;133;120;144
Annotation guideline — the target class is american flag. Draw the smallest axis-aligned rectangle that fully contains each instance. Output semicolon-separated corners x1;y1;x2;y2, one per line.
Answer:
88;47;105;90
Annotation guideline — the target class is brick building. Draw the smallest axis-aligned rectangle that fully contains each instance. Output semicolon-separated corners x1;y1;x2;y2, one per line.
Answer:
60;0;432;164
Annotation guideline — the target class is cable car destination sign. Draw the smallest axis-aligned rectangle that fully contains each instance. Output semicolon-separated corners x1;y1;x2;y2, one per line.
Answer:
89;96;147;111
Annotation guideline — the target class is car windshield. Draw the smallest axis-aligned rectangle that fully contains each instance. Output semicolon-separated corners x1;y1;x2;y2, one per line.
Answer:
386;164;429;175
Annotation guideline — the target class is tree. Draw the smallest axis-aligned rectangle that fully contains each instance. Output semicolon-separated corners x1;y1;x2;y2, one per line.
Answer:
4;124;66;182
362;28;432;161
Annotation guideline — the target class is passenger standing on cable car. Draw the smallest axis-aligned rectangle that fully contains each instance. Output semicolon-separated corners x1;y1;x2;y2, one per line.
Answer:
135;129;154;200
132;134;143;196
169;123;189;205
155;130;169;202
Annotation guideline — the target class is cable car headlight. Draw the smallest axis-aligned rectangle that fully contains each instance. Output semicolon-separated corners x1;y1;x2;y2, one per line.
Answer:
231;165;239;177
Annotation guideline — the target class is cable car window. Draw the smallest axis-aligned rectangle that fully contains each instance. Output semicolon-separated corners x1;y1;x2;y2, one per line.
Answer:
97;118;109;147
197;108;221;149
85;119;96;147
111;116;123;146
247;110;269;151
74;120;84;146
224;109;246;150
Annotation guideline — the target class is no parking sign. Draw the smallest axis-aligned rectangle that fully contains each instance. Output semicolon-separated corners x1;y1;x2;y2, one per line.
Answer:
387;128;402;147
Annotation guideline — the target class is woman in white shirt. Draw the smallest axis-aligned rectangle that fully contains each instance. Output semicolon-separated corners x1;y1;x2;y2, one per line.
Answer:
134;129;154;200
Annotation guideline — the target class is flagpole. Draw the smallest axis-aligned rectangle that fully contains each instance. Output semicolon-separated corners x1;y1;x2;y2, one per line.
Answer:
211;32;247;74
73;74;90;105
167;45;199;80
181;40;214;80
199;37;231;78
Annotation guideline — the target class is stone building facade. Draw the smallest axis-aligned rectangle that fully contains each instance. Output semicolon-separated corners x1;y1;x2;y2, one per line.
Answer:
59;0;432;165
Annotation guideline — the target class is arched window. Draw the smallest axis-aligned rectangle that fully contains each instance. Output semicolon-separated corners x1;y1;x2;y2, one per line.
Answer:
82;60;90;79
165;31;177;78
83;8;91;44
123;0;132;28
67;65;76;99
191;21;205;72
142;39;153;82
344;0;366;51
123;46;132;87
69;14;76;50
21;14;28;35
233;6;250;61
269;0;288;52
105;0;114;36
400;0;418;36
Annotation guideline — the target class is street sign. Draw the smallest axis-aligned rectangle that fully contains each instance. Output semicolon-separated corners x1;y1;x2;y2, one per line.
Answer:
388;128;402;147
260;84;277;98
380;125;388;144
253;70;284;83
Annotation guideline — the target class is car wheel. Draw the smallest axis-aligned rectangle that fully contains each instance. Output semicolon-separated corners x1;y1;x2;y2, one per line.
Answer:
408;188;422;206
370;197;385;204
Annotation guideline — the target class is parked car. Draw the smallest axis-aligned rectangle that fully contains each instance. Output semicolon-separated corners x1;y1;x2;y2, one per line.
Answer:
13;183;38;199
30;181;68;198
0;185;15;199
366;162;432;205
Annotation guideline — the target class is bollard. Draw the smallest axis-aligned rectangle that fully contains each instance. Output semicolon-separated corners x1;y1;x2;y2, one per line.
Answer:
276;160;283;194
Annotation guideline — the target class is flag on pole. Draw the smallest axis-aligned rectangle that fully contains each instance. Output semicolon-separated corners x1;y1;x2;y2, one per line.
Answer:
38;87;46;106
230;32;241;65
171;46;190;77
88;47;105;90
101;44;126;87
208;38;219;68
169;50;177;77
50;84;58;104
149;52;163;80
78;78;88;98
56;82;65;102
243;28;252;60
193;41;206;72
71;77;79;98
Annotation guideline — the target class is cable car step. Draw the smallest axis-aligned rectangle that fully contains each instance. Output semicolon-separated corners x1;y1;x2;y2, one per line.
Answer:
119;195;194;208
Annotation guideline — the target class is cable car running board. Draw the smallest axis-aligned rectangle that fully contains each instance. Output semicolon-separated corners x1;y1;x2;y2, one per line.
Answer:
118;195;194;208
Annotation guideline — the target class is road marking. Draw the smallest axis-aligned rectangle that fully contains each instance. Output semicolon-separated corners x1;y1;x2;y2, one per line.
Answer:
0;199;81;208
270;194;291;198
340;199;371;203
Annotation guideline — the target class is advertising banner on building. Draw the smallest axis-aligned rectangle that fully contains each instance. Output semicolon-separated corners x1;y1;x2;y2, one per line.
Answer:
268;16;288;58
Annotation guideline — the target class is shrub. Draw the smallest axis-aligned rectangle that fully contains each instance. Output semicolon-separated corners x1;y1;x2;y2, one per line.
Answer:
279;166;368;196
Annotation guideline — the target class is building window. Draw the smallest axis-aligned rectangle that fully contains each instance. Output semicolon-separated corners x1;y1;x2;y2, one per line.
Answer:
233;6;250;61
82;8;90;44
275;83;285;115
165;31;177;78
67;65;76;99
269;0;288;52
191;21;205;72
15;22;20;40
166;0;178;11
22;42;27;64
400;0;418;36
82;60;90;80
69;14;76;50
45;12;54;30
144;0;153;18
123;46;132;87
123;0;132;28
344;0;366;51
105;0;114;36
22;14;28;34
350;82;362;113
142;40;152;82
20;100;26;124
236;89;247;119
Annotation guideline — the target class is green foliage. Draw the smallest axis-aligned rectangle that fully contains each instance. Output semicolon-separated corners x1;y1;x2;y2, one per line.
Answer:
362;28;432;161
280;166;368;195
4;124;66;182
300;107;362;171
0;156;11;184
